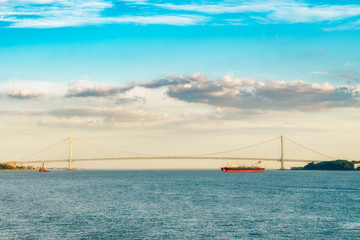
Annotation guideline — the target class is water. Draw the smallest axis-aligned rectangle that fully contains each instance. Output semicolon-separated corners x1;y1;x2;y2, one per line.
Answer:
1;170;359;239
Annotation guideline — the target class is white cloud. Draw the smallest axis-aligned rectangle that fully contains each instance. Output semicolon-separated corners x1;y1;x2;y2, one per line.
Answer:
66;81;133;98
311;70;360;84
268;5;360;23
153;2;277;14
7;90;42;100
154;1;360;24
8;14;207;28
311;71;331;75
13;0;56;3
39;118;104;128
0;80;67;97
0;109;44;115
0;0;207;28
324;19;360;31
48;106;167;121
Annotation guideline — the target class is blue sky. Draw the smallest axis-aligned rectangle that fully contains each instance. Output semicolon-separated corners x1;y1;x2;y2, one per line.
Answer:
1;0;360;83
1;0;360;168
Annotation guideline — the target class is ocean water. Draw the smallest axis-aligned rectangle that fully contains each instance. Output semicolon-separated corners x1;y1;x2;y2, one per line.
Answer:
1;170;359;239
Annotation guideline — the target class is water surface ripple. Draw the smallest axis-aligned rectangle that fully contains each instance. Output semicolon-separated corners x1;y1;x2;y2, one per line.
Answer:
1;170;359;239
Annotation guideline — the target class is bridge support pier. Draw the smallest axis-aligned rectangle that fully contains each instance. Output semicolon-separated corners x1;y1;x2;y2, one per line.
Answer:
280;135;285;170
68;136;73;170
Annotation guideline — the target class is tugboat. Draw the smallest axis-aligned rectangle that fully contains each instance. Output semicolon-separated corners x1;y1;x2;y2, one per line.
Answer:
39;162;50;172
221;161;265;172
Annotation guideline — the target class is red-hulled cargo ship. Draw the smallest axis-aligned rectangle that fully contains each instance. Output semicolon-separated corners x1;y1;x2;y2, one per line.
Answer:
221;161;264;172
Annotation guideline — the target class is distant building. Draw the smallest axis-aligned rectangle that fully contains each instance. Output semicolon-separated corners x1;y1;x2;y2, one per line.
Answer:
354;163;360;170
6;162;17;169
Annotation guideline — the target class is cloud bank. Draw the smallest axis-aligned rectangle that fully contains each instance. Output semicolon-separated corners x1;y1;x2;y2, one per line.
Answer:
3;74;360;112
2;74;360;129
139;73;360;111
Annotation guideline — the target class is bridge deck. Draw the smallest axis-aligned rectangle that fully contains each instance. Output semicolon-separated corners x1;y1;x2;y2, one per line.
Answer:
3;156;324;165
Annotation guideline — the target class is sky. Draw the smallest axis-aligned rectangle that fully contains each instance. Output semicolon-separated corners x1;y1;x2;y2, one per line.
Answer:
1;0;360;169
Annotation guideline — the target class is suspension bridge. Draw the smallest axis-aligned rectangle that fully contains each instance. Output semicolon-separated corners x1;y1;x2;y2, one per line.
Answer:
1;136;342;170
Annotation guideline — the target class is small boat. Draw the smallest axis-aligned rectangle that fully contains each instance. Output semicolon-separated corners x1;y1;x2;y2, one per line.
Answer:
39;162;50;172
221;161;265;172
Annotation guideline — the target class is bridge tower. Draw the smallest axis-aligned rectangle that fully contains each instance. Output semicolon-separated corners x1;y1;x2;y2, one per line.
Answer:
280;135;285;170
68;136;73;170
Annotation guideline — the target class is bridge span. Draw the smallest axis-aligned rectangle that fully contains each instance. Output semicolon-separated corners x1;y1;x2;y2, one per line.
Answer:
2;136;339;170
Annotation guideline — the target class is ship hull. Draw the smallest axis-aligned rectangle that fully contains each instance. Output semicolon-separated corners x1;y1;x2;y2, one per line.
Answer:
221;167;264;172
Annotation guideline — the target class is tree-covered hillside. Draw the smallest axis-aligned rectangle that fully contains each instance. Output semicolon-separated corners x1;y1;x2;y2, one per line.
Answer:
303;160;358;170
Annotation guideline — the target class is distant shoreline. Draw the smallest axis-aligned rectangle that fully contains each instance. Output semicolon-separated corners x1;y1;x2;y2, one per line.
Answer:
0;169;36;171
291;160;359;171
